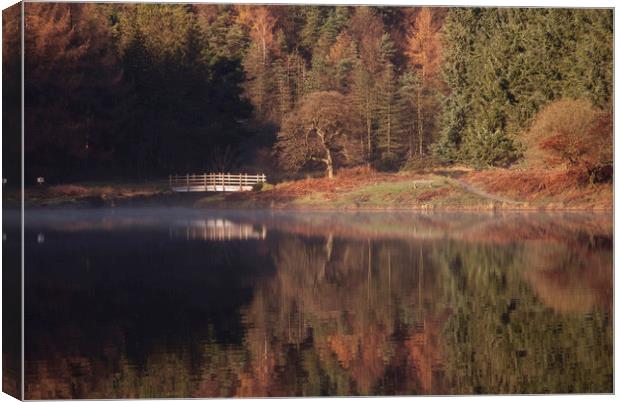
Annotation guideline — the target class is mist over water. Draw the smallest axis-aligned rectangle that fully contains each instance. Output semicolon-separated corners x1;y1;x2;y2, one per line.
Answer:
14;208;612;397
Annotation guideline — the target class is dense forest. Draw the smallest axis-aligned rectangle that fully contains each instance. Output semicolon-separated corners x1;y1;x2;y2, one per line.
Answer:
2;4;613;182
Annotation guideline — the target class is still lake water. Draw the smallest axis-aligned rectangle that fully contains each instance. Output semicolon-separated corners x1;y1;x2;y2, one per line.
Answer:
15;209;613;397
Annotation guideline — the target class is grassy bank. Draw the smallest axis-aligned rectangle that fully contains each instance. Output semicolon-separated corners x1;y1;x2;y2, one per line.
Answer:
9;167;611;211
4;181;181;208
196;167;612;211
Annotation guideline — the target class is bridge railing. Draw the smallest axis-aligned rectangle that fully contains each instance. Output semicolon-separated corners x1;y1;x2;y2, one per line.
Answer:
169;173;267;192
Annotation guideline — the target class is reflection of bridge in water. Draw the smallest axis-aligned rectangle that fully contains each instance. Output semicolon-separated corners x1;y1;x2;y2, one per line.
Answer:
170;219;267;241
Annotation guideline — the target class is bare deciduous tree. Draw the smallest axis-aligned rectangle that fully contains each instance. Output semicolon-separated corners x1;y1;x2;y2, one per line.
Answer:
276;91;363;178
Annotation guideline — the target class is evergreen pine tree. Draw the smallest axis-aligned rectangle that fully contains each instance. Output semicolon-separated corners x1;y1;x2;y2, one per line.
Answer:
398;70;420;159
376;34;405;166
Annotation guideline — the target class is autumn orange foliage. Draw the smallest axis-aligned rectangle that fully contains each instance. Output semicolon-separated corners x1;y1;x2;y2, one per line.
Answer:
465;168;612;208
407;8;443;80
522;99;612;182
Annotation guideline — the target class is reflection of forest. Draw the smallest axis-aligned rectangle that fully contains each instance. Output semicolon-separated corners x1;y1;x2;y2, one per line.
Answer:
24;214;612;398
239;235;449;396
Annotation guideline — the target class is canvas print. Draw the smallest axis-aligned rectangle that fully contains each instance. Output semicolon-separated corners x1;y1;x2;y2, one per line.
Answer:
1;1;613;399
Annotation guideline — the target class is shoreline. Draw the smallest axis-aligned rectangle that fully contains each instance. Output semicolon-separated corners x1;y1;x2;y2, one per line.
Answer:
5;168;612;212
5;194;612;213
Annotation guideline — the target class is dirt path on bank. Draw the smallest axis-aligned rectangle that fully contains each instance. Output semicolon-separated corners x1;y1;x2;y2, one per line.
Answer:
451;177;521;205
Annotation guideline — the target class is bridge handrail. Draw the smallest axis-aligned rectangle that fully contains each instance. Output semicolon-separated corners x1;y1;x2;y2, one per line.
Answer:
168;173;267;189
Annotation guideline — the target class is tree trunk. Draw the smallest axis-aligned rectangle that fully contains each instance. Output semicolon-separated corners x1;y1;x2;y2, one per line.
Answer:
325;151;334;179
317;128;335;179
387;101;392;157
366;94;372;160
410;127;415;159
417;86;424;156
261;33;267;66
418;66;426;156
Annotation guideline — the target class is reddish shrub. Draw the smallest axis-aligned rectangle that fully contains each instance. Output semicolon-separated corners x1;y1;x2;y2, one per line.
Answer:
523;99;612;180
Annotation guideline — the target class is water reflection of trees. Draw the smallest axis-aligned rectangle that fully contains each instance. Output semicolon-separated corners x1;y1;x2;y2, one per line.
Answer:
24;214;612;397
240;235;450;395
241;225;612;395
435;238;612;394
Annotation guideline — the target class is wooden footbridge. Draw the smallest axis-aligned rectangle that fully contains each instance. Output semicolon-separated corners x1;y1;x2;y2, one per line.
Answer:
169;173;267;192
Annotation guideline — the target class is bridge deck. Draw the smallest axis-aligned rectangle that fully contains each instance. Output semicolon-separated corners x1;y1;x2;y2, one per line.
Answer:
169;173;266;192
